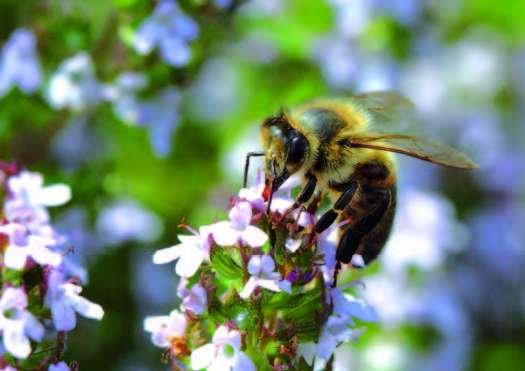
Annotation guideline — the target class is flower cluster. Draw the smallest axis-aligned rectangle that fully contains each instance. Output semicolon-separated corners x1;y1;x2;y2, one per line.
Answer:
0;162;103;369
145;175;377;369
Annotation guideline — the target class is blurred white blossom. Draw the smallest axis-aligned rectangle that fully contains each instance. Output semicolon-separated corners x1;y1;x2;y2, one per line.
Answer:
133;0;198;67
47;52;102;111
212;201;268;248
96;198;163;246
0;28;42;97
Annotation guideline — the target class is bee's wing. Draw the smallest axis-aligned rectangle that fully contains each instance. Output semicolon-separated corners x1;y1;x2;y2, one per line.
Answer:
349;91;416;133
350;133;478;169
348;92;477;169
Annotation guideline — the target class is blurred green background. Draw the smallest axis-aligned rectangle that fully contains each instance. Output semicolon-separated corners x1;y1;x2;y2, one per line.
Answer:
0;0;523;370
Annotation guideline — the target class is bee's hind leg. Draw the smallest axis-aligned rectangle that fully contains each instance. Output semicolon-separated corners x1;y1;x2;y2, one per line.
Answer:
336;188;391;265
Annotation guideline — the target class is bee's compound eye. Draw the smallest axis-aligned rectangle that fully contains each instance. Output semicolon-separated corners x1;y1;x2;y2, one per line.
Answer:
287;134;308;165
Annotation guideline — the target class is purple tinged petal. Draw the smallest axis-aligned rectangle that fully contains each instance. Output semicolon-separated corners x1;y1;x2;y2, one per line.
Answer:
160;37;192;67
229;202;252;230
259;255;276;275
247;255;262;276
49;362;70;371
51;300;77;331
233;352;256;371
23;313;44;342
133;19;160;55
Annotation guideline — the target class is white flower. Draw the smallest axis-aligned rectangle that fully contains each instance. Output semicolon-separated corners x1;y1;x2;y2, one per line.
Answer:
0;288;44;359
0;223;62;269
238;171;265;212
190;325;255;371
47;52;102;111
133;0;199;67
96;198;163;246
144;309;187;348
45;270;104;331
4;171;70;238
153;225;212;277
212;202;268;248
0;28;42;97
5;171;71;226
178;280;207;315
48;362;70;371
240;255;291;299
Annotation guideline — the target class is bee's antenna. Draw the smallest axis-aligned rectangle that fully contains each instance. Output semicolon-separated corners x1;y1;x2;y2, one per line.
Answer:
243;151;265;188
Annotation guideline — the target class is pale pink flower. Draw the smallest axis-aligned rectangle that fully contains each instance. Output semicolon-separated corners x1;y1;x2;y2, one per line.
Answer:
144;309;187;348
190;325;255;371
240;255;291;299
212;202;267;248
153;225;213;277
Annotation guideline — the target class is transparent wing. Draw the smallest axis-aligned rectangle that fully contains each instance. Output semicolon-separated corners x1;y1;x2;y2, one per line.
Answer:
349;91;416;133
350;133;478;169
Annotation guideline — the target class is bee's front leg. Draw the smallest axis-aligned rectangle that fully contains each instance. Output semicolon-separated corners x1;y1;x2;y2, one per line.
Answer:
278;173;317;223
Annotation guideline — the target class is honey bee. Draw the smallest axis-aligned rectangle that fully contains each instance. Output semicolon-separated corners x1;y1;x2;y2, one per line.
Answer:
244;92;477;273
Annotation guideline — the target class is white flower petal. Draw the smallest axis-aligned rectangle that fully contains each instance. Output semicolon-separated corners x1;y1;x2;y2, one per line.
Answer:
175;250;204;277
212;222;240;246
28;245;62;267
4;246;29;270
69;293;104;320
37;184;71;206
285;237;302;253
241;226;268;247
3;320;30;359
208;356;232;371
152;244;184;264
0;287;27;309
239;277;258;299
190;343;216;370
257;279;282;293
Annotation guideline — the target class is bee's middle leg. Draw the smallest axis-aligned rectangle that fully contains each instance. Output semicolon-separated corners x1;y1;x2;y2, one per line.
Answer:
314;181;358;234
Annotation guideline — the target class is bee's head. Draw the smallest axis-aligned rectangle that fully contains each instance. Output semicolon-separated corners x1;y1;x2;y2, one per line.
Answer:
260;111;309;190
